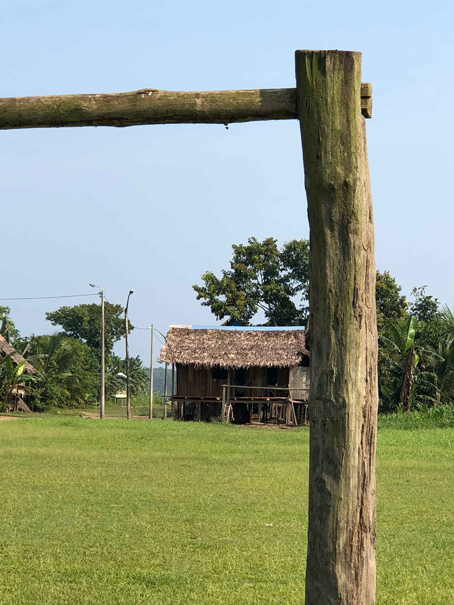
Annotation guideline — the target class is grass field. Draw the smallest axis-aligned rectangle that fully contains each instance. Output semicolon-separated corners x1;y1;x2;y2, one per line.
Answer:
0;417;453;604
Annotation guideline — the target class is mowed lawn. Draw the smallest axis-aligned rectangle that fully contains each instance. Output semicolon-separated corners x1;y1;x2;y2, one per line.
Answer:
0;419;453;605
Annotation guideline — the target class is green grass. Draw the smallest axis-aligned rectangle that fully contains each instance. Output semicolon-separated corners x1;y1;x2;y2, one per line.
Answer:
0;418;453;604
378;404;454;430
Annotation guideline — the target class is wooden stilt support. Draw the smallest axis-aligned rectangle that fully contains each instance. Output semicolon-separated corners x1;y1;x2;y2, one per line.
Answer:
226;372;232;423
290;401;298;426
163;362;168;420
221;386;226;424
171;364;175;420
296;50;378;604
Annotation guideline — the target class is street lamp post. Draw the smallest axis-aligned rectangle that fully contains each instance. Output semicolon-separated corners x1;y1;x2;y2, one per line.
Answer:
90;284;105;419
149;324;154;420
124;290;134;419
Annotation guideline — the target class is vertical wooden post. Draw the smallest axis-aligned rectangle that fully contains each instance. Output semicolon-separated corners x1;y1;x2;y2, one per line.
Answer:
163;362;168;420
296;50;378;605
221;385;226;423
125;313;131;420
171;363;175;419
226;369;232;422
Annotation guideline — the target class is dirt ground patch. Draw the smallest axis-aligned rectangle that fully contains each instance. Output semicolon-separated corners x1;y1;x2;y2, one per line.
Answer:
78;412;102;419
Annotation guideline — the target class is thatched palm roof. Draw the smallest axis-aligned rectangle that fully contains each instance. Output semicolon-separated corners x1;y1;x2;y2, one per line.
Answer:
159;327;308;369
0;334;36;375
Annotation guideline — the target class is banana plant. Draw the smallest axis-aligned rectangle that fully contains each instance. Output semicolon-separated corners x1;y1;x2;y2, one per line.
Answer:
0;357;34;412
424;342;454;405
380;316;419;410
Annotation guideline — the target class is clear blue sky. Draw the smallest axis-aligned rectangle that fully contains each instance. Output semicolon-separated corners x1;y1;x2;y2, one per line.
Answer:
1;0;453;363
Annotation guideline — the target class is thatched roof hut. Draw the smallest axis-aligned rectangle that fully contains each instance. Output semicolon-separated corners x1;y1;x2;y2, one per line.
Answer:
159;326;309;369
0;334;36;375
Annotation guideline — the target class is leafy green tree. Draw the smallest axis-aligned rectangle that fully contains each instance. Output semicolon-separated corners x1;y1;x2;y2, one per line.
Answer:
375;271;408;333
426;343;454;406
410;286;439;323
195;252;410;330
193;237;310;326
27;334;98;408
0;306;20;345
423;306;454;405
106;355;149;399
440;305;454;347
46;302;129;353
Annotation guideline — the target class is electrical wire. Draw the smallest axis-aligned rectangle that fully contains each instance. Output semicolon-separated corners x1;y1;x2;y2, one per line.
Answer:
131;325;166;343
1;290;169;346
0;293;98;301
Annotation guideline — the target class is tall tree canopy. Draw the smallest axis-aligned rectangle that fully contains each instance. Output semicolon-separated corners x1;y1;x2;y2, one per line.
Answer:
46;302;129;353
193;241;413;330
27;334;99;408
375;271;408;332
0;306;20;344
193;237;310;326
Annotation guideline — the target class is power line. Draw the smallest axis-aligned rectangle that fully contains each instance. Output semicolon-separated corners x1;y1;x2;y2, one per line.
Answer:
131;325;166;345
0;293;98;301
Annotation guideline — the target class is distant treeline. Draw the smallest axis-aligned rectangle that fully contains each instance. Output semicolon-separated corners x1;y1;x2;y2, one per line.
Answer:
145;366;176;396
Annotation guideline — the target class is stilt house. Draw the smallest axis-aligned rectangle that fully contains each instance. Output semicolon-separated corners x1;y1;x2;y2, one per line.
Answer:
158;326;310;425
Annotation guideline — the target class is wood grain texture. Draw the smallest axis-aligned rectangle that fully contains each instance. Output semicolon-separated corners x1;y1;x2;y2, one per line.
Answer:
296;50;378;605
0;85;372;130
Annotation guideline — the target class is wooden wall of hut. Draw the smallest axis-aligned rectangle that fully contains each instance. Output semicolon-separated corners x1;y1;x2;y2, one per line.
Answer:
173;364;309;425
289;366;310;399
176;364;290;398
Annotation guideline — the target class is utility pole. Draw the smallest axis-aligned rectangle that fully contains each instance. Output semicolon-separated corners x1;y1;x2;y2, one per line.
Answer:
149;324;154;420
90;284;105;419
124;290;134;420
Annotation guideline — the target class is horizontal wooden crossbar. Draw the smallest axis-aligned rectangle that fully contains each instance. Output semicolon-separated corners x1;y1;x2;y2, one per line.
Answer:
0;83;372;130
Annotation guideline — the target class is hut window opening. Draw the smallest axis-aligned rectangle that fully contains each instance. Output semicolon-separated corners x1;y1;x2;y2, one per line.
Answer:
234;368;246;385
300;355;310;367
212;367;228;381
266;367;278;386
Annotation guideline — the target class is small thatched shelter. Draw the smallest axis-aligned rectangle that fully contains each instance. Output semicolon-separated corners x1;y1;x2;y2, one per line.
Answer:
159;326;310;425
0;334;35;412
0;334;36;375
